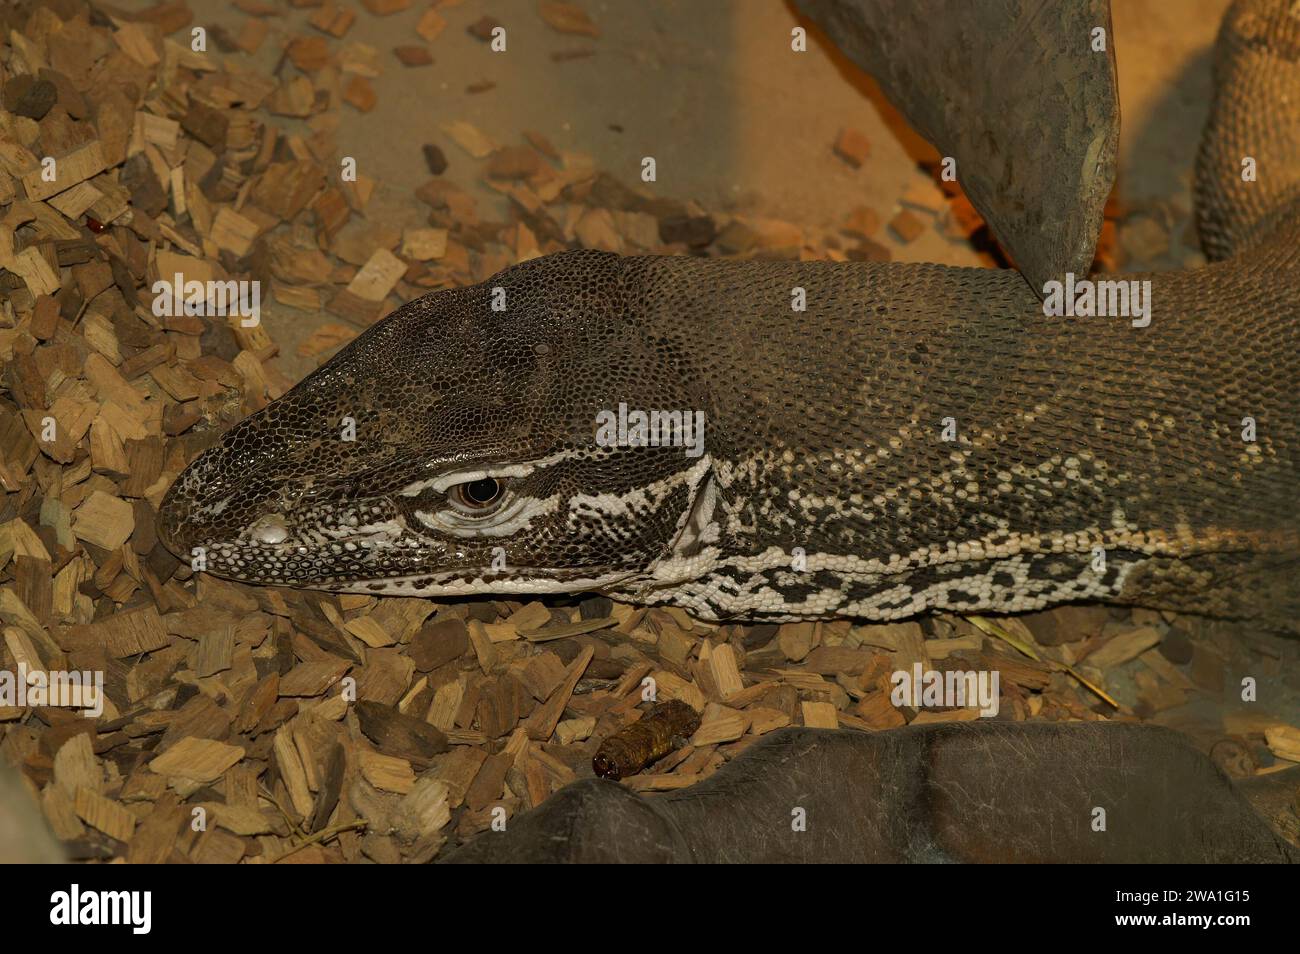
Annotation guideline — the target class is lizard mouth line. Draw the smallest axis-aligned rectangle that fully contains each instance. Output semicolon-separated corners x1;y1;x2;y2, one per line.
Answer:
313;567;642;597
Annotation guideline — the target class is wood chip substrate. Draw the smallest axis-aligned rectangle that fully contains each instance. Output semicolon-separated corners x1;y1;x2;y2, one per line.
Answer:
0;0;1297;864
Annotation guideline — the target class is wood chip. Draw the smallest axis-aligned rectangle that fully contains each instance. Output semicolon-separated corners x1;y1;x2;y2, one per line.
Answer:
149;737;245;783
691;703;749;745
401;227;447;261
1264;725;1300;763
539;1;601;37
1086;626;1164;669
210;206;261;257
23;141;107;201
415;8;448;42
778;621;816;662
833;128;872;168
394;45;433;66
54;734;100;796
343;75;378;112
801;700;840;729
889;209;926;243
360;750;416;793
706;642;745;699
442;120;497;158
72;491;135;550
310;3;357;37
75;787;136;842
346;248;406;301
279;659;351;696
524;646;593;740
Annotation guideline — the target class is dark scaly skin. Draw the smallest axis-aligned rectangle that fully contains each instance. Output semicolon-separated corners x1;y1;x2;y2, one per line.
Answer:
160;0;1300;633
443;723;1300;863
1196;0;1300;260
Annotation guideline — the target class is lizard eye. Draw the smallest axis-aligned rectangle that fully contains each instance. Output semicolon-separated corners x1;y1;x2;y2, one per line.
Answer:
448;477;506;514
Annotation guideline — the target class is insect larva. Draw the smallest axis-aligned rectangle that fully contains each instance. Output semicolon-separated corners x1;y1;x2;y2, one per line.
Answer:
592;699;701;780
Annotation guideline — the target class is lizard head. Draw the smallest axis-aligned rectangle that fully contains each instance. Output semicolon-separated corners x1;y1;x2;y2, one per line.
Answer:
158;250;716;598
